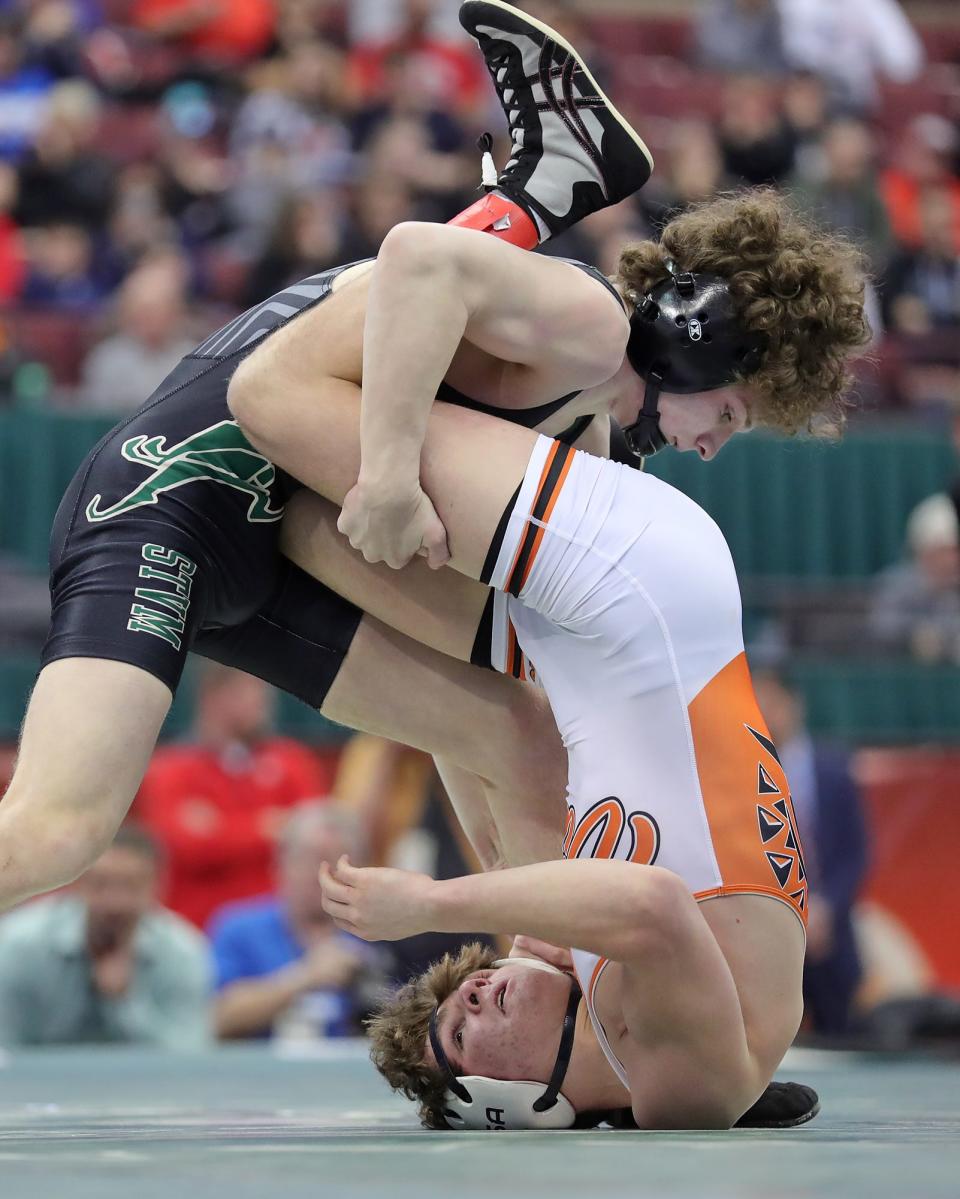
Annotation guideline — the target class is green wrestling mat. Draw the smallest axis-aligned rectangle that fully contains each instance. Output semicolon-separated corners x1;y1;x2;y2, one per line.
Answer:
1;1043;957;1199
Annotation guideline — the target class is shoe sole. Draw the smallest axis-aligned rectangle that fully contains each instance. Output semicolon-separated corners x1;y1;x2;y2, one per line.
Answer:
462;0;654;178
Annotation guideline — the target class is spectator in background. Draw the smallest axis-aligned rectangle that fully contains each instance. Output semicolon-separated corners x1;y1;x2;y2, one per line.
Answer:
101;162;183;291
131;0;276;70
881;114;960;255
868;492;960;664
137;663;330;929
226;39;353;260
350;46;475;223
243;188;346;305
338;172;419;262
79;254;196;413
775;0;924;114
346;0;463;46
347;0;487;123
0;12;54;163
14;81;115;233
20;221;108;308
18;0;102;82
782;69;829;182
716;74;796;187
753;671;869;1037
210;802;389;1040
883;185;960;335
637;120;728;235
789;117;893;273
0;161;25;301
695;0;789;78
0;824;211;1049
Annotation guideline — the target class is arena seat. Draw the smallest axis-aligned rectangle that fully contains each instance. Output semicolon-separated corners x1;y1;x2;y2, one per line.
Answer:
0;309;102;387
645;424;957;582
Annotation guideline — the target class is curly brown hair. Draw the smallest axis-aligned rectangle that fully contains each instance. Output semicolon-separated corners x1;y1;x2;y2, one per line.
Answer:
616;190;872;435
366;942;498;1129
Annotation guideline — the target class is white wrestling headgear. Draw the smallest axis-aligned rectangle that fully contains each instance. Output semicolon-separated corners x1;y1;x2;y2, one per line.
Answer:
427;957;582;1131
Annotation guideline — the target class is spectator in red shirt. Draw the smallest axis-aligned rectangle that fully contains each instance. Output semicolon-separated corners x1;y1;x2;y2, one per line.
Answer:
347;0;488;121
137;663;331;928
881;114;960;256
131;0;276;68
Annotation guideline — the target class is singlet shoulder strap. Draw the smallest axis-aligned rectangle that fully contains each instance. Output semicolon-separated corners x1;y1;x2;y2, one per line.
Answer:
553;257;629;314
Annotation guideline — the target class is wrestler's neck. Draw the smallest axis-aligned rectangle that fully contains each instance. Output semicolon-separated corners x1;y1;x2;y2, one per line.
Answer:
561;1004;632;1117
577;353;640;428
573;277;638;425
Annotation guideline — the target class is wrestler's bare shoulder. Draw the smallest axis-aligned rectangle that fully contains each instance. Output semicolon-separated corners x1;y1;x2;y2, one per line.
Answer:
308;256;608;411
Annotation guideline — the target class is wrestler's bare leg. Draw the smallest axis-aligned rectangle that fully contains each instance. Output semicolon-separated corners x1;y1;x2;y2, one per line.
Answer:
320;617;565;868
0;659;171;909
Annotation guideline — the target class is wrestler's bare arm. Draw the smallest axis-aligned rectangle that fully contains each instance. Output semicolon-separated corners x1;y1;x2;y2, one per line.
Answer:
354;223;628;486
229;225;628;568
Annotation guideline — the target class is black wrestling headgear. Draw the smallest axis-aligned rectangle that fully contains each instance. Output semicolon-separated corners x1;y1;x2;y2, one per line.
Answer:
622;267;767;457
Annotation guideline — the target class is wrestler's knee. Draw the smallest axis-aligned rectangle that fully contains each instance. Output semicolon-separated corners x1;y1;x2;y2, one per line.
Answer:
0;773;118;907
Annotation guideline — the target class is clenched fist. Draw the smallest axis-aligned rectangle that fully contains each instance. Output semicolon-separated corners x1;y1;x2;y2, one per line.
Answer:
337;479;449;570
319;856;438;942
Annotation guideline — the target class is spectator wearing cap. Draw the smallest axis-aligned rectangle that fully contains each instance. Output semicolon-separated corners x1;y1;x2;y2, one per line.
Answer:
209;802;390;1040
0;824;212;1049
867;493;960;664
753;671;869;1037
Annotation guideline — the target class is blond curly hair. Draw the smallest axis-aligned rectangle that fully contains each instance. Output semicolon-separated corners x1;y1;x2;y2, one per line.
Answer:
616;190;872;435
366;942;498;1129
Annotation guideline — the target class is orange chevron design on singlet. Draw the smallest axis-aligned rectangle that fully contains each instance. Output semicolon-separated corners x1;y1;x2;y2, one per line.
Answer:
687;652;808;923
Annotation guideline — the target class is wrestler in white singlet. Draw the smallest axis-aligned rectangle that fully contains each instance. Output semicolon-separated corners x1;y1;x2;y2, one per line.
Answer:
482;435;808;1088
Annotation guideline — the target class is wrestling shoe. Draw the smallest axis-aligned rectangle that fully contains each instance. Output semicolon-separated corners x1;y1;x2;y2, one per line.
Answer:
459;0;653;243
734;1081;821;1129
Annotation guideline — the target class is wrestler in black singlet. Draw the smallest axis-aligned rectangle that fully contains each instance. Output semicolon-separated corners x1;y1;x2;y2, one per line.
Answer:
41;257;627;705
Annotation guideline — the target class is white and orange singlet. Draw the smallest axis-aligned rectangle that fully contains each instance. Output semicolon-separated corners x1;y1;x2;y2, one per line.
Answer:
482;435;808;1083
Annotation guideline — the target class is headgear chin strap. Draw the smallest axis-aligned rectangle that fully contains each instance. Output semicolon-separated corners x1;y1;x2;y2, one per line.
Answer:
622;268;767;458
428;957;582;1131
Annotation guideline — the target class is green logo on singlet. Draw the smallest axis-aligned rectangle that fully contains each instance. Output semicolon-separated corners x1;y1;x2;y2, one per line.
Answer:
127;543;197;650
85;420;285;525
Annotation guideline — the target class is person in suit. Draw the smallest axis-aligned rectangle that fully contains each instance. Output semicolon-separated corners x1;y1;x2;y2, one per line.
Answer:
753;670;870;1036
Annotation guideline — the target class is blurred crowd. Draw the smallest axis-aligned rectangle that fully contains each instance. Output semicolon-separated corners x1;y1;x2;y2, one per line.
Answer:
0;0;955;417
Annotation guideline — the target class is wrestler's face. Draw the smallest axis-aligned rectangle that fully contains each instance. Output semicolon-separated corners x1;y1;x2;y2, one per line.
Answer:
426;963;571;1083
657;388;752;460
